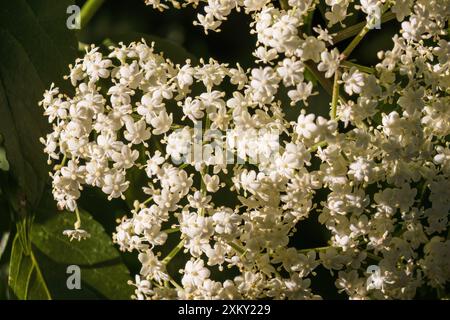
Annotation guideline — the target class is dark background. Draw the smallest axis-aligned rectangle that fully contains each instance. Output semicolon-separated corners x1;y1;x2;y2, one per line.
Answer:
73;0;403;299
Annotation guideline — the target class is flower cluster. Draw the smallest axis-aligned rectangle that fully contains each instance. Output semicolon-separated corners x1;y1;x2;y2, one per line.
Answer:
40;0;450;299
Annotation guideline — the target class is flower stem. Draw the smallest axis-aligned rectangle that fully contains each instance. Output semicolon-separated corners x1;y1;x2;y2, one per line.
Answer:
162;227;180;234
179;163;189;169
340;26;371;60
228;241;246;255
304;61;333;96
141;196;153;206
80;0;105;29
341;60;375;74
298;246;331;253
333;11;396;45
340;5;392;60
53;153;67;171
78;41;89;52
101;38;117;48
169;277;182;290
162;240;184;265
304;61;347;107
198;115;211;216
308;140;328;152
330;69;340;119
74;207;82;229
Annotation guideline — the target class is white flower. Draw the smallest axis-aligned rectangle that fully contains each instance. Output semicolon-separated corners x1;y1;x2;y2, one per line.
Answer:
177;63;194;90
145;150;165;177
249;67;279;104
182;259;211;288
111;145;139;169
253;46;278;64
63;229;91;241
348;157;375;183
150;110;173;135
203;174;222;193
277;57;304;87
317;48;340;78
295;112;318;140
301;36;326;62
82;47;112;82
325;3;349;27
138;250;169;283
41;4;450;299
102;170;129;199
182;97;204;122
166;127;192;163
288;81;315;106
243;0;268;12
341;67;365;95
131;275;153;300
212;207;241;235
124;118;152;145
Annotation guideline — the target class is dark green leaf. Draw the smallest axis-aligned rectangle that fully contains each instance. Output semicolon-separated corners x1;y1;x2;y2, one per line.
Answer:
31;205;133;299
8;190;133;300
8;231;52;300
0;0;77;209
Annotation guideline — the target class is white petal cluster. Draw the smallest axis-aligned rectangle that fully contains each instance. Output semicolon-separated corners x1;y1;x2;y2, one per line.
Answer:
40;0;450;300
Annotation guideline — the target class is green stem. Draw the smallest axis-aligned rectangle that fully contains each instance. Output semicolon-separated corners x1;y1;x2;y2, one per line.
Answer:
330;69;340;119
151;135;164;152
332;11;396;45
80;0;105;29
198;115;211;216
78;41;89;52
304;61;347;107
341;60;375;74
74;207;82;229
303;9;315;36
162;240;184;265
179;163;189;169
141;196;153;206
169;277;182;290
102;38;117;48
340;26;370;60
340;5;392;60
308;140;328;152
304;61;333;96
228;241;246;255
162;227;180;234
299;246;331;254
53;153;68;171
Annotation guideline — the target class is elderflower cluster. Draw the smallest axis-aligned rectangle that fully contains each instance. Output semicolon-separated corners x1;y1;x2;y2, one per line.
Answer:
40;0;449;299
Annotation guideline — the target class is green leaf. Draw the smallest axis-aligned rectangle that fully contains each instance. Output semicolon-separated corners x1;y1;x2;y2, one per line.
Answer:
0;147;9;171
31;204;133;299
8;230;52;300
8;191;134;300
0;0;77;209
